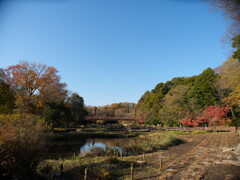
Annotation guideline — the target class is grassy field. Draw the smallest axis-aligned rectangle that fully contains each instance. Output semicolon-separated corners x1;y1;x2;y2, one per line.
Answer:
50;128;209;141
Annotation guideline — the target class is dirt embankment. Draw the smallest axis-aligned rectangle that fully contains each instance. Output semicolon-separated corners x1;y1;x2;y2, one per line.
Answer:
135;132;240;180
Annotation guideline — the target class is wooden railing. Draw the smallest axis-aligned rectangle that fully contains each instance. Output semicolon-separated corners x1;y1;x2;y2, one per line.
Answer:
203;126;236;132
156;126;237;132
85;117;137;121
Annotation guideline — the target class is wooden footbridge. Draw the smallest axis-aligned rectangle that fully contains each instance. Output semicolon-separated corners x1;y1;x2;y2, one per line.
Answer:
85;117;137;122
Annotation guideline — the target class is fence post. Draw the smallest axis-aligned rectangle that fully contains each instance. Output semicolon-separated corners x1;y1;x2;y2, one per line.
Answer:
60;163;63;175
84;168;88;180
143;153;146;164
131;164;134;180
159;156;163;170
120;149;123;158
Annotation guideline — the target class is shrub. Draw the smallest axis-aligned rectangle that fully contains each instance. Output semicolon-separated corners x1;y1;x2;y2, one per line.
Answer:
90;167;112;179
81;146;118;157
232;117;240;126
82;147;106;157
96;120;105;125
0;114;48;179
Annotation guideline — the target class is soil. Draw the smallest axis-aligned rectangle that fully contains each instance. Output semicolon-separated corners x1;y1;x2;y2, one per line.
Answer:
134;132;240;180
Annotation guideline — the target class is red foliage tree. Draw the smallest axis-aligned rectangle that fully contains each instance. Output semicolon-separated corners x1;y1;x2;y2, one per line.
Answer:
196;106;231;126
180;113;194;126
181;106;231;127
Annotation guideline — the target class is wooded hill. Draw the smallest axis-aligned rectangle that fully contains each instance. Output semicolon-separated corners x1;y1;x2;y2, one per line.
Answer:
135;58;240;126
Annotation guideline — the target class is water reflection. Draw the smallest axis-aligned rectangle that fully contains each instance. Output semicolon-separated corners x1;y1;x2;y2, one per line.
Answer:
79;139;122;155
47;138;126;159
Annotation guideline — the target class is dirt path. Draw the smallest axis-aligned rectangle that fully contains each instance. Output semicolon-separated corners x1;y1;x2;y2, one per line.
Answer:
134;132;240;180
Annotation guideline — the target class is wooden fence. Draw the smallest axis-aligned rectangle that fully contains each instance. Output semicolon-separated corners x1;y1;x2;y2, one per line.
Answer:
156;126;237;132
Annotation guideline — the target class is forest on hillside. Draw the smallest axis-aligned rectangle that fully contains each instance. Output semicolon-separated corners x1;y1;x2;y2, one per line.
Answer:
136;58;240;126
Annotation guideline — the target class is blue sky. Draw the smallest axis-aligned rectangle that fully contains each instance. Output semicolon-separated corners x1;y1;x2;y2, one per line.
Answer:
0;0;231;106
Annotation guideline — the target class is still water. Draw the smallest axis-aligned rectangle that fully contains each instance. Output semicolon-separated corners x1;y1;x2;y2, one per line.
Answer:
47;138;126;159
80;139;122;154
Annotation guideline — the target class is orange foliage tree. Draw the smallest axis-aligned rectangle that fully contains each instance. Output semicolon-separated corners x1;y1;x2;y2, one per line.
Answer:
3;61;67;113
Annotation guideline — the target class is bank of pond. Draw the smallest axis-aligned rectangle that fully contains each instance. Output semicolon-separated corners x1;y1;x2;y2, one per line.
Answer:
46;134;181;159
36;130;196;179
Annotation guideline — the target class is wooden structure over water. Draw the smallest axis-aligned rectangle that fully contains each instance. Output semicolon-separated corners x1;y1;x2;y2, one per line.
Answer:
85;117;137;122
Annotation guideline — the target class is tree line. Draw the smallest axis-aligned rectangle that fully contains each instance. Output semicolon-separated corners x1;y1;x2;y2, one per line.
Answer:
86;102;136;118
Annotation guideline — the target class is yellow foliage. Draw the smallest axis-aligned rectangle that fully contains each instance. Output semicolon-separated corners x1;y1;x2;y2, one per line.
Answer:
100;168;111;179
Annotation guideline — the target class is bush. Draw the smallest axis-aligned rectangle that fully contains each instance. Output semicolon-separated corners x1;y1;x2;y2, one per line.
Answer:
0;114;48;179
232;117;240;126
96;120;105;125
81;146;118;157
82;147;106;157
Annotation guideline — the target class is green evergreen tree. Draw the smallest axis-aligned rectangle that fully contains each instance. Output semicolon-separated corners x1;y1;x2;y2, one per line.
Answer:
187;68;219;108
232;34;240;61
0;82;15;114
66;93;88;125
43;101;72;128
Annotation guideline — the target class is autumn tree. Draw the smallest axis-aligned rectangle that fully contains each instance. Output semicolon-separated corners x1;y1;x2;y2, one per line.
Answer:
208;0;240;60
96;106;115;117
3;61;67;113
209;0;240;23
86;102;135;118
86;106;98;116
116;103;135;117
217;58;240;90
180;106;231;127
195;105;231;126
217;59;240;104
180;113;196;127
217;58;240;123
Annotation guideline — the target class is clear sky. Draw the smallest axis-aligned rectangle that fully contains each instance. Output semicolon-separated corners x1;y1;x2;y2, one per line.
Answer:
0;0;232;106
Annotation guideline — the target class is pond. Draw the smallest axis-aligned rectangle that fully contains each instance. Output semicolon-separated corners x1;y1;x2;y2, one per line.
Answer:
80;139;122;155
46;137;128;159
